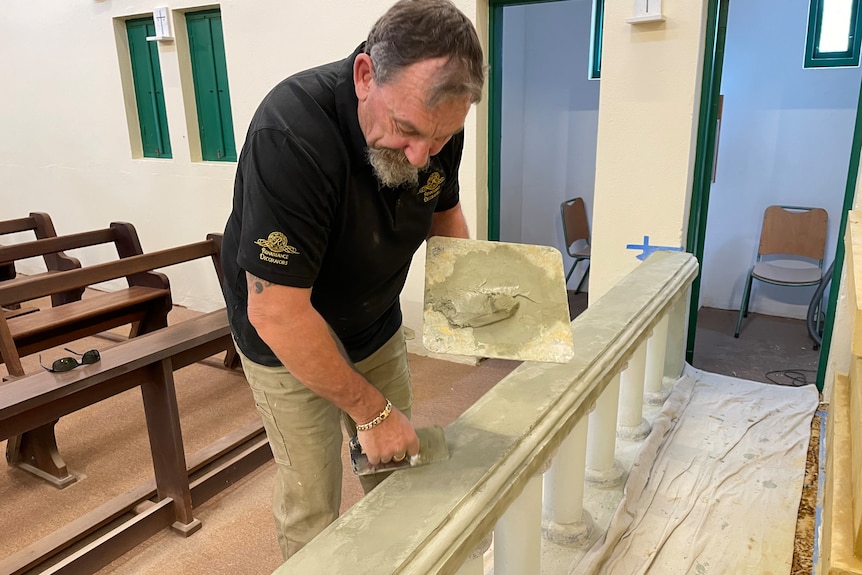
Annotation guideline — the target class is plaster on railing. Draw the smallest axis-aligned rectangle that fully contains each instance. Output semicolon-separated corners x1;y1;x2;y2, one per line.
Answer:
275;251;698;575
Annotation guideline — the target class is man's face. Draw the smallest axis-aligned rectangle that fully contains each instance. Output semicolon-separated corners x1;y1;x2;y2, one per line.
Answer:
355;55;471;187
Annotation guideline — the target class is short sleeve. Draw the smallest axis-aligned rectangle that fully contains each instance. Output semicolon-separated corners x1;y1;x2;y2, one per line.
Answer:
235;127;339;287
434;130;464;213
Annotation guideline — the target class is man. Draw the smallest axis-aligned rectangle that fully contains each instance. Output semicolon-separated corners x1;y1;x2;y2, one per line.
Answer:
220;0;485;559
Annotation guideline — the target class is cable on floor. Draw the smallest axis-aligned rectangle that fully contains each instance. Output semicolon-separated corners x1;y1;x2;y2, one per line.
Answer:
765;369;817;387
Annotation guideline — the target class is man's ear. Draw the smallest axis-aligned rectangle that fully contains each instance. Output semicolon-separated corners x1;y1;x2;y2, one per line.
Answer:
354;53;374;101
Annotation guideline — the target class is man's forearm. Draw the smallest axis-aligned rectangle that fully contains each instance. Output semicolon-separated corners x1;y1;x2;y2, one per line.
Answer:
246;274;387;424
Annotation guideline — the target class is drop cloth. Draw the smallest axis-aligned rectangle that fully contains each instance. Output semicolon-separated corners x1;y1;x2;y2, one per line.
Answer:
572;366;819;575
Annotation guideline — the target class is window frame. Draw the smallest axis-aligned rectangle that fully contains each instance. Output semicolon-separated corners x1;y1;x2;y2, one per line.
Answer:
805;0;862;68
589;0;604;79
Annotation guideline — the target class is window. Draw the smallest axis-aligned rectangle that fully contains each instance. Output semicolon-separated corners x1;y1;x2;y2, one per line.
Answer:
126;17;172;158
187;9;236;161
805;0;862;68
590;0;604;79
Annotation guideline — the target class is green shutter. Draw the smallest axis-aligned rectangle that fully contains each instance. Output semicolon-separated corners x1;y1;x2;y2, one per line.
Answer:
187;10;236;161
127;18;172;158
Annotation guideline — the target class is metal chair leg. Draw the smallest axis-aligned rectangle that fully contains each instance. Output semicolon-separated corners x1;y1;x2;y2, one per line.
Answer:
734;272;754;338
574;260;590;294
742;274;754;318
813;295;824;350
566;261;576;283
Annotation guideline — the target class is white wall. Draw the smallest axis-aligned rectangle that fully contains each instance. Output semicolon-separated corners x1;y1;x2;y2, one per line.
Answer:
0;0;483;331
700;0;862;318
498;0;600;291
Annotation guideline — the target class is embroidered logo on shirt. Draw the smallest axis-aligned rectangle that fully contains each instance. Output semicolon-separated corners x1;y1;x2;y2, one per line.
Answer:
255;232;299;266
419;172;445;203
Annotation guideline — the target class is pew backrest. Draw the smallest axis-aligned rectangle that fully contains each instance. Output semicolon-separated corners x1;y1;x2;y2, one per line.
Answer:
0;234;224;377
0;213;81;304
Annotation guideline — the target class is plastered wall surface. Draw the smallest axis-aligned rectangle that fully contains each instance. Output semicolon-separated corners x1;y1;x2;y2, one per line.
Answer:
588;0;707;302
0;0;482;328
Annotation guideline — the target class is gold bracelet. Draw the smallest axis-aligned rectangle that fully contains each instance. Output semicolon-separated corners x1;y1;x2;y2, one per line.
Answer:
356;399;392;432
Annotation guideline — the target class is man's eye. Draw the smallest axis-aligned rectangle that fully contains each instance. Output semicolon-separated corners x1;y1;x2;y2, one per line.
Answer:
396;124;418;136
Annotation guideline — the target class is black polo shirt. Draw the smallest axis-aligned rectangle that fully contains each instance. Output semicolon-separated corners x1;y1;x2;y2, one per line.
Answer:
221;44;463;365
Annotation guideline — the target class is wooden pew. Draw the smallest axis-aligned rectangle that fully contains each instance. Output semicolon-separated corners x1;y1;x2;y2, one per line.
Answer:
0;308;270;575
0;222;169;486
0;234;226;487
0;212;83;307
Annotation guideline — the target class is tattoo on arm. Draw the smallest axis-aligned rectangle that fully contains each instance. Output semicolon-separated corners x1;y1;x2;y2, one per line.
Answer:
247;273;273;295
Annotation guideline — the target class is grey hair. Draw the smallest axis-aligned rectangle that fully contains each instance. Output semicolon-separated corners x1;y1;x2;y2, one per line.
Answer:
365;0;485;107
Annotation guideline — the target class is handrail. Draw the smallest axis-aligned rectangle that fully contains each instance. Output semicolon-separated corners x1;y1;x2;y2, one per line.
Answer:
277;250;698;574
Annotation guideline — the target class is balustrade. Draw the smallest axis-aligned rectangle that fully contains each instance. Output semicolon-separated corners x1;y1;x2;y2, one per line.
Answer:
275;251;698;574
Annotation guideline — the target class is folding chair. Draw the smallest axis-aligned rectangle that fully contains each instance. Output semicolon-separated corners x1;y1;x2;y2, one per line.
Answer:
734;205;828;339
560;197;591;294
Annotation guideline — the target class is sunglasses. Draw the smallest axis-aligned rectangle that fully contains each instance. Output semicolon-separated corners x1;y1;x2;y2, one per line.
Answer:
39;348;101;373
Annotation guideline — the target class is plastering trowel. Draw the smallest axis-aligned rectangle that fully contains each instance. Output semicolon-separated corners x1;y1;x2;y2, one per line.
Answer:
349;425;449;476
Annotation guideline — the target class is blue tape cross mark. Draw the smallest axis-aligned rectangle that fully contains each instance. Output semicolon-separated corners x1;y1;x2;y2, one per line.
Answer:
626;235;684;261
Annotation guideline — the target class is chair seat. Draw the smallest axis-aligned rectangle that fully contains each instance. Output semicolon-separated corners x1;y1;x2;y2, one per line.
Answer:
567;243;590;259
752;261;822;285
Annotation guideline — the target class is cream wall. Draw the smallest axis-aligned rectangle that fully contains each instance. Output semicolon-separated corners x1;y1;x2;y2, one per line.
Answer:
0;0;483;331
588;1;707;301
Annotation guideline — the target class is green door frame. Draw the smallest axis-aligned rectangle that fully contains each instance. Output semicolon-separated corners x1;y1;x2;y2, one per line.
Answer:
684;0;728;364
487;0;572;241
815;76;862;391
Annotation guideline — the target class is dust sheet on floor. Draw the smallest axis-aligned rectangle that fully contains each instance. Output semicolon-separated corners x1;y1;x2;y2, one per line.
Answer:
572;365;819;575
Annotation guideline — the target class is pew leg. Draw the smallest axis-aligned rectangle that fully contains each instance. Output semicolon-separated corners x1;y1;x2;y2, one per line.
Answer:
6;424;77;488
141;359;201;536
130;310;169;338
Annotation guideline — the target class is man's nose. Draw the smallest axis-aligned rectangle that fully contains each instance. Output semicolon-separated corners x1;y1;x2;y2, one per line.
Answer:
404;139;431;167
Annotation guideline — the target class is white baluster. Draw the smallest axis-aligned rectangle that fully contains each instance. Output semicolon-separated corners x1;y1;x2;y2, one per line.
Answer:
664;293;688;381
644;314;671;405
617;342;650;441
494;460;548;575
455;533;492;575
585;373;624;487
542;416;594;546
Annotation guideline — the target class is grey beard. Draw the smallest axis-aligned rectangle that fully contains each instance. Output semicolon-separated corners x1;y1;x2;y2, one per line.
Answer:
366;148;427;188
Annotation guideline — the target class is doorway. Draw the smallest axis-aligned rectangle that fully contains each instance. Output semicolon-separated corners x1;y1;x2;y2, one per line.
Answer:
687;0;862;389
488;0;600;299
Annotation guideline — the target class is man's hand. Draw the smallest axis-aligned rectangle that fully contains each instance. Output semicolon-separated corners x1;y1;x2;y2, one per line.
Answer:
357;407;420;465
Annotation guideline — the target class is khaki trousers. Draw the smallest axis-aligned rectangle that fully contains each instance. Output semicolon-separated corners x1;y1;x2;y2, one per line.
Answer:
238;329;412;560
